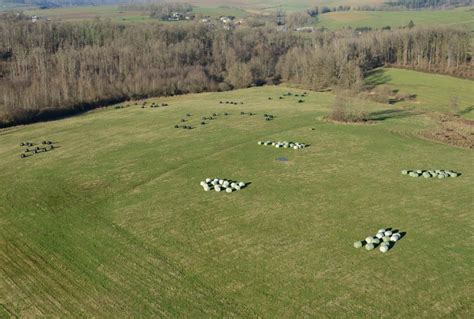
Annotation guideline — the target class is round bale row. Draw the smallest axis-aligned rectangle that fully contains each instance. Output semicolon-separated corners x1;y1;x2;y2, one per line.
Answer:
141;102;168;108
258;141;306;150
220;101;243;105
402;169;459;179
174;125;192;129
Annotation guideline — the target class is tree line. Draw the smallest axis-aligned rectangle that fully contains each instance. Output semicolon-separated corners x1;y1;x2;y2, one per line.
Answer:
0;15;471;126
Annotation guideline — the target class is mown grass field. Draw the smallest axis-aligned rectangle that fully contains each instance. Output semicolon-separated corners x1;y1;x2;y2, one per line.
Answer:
366;68;474;118
0;70;473;317
317;7;474;30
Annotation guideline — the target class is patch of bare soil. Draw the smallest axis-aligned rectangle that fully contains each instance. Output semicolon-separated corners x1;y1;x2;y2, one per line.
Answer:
420;113;474;149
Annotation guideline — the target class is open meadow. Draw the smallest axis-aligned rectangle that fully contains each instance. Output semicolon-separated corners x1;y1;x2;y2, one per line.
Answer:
0;69;473;317
366;68;474;118
317;6;474;30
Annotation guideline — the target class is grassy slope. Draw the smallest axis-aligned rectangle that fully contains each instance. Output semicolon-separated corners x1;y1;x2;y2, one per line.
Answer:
366;68;474;118
318;7;474;30
1;71;473;317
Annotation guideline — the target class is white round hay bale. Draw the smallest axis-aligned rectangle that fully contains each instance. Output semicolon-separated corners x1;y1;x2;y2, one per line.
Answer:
258;141;263;145
215;186;221;192
211;181;218;186
275;144;281;148
365;237;374;244
223;181;230;188
205;178;211;183
375;233;383;239
422;172;431;178
380;245;389;253
231;183;237;188
390;235;399;242
378;228;386;233
200;181;207;187
238;182;245;187
437;174;445;179
219;179;224;185
293;146;298;150
409;172;419;177
365;243;375;251
213;178;219;182
203;185;210;192
382;236;390;243
226;188;233;193
372;238;380;245
353;241;363;248
384;231;392;236
401;170;408;175
416;170;422;174
449;172;458;177
234;185;241;191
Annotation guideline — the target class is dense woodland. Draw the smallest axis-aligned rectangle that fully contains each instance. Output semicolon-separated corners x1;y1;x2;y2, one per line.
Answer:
0;13;472;126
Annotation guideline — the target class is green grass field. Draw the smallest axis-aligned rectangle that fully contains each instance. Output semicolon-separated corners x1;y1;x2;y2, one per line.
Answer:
317;7;474;30
366;68;474;118
0;70;473;317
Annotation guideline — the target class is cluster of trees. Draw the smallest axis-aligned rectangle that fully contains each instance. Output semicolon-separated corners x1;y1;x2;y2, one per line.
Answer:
0;15;471;126
276;10;317;28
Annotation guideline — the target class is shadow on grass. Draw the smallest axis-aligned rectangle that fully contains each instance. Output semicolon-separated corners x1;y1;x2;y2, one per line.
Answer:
459;106;474;116
368;109;417;121
365;68;392;88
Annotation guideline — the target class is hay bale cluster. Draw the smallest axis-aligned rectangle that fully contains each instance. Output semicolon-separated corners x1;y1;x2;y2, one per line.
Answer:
140;101;168;109
263;114;275;121
20;140;57;159
258;140;307;150
281;92;308;103
354;228;403;253
200;178;247;193
240;112;255;116
402;169;459;179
